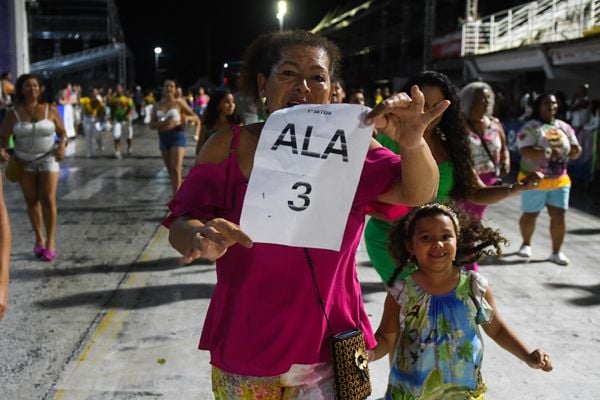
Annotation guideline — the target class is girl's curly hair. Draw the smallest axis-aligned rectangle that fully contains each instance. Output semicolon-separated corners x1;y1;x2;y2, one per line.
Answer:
386;202;508;286
402;71;478;200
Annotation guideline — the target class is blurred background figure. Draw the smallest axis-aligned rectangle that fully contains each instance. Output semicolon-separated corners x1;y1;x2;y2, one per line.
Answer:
554;90;569;121
516;92;582;266
195;89;242;156
234;90;261;124
0;72;15;127
109;83;134;158
150;79;200;195
460;81;510;221
349;88;366;105
133;85;144;123
373;87;383;105
193;86;210;119
382;85;391;99
568;83;590;133
143;89;156;124
79;87;106;158
519;91;536;121
331;78;346;103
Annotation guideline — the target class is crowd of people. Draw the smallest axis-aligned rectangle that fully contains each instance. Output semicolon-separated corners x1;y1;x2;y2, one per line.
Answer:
2;26;599;398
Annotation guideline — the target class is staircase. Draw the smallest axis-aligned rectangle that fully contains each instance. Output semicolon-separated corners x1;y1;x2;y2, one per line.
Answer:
461;0;600;55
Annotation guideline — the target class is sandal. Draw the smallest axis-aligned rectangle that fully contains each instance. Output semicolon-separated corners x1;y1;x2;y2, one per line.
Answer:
41;249;56;262
34;245;45;258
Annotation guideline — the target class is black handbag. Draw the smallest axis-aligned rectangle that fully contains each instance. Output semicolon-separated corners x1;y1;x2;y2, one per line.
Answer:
330;329;372;399
304;249;372;400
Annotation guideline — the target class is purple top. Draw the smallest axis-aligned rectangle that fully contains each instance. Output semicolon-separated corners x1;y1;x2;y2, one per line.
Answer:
163;126;402;376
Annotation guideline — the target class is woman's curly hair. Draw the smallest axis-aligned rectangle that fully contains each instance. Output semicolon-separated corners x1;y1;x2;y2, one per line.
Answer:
402;71;478;200
386;202;508;286
238;30;341;109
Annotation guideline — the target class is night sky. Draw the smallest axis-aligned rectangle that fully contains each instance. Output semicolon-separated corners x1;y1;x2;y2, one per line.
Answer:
115;0;352;90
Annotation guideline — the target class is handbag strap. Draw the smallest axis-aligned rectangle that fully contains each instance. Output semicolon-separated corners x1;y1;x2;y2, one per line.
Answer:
467;120;498;170
303;248;360;335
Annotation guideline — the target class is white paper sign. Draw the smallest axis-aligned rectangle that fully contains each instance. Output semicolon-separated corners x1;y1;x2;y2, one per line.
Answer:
240;104;373;251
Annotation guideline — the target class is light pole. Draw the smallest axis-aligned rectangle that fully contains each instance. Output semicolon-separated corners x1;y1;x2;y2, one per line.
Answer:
154;46;162;87
277;1;287;31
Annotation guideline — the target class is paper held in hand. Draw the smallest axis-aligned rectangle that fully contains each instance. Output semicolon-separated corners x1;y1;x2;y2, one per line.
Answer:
240;104;373;251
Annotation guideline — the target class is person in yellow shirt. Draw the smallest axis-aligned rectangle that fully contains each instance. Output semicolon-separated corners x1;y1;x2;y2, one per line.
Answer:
143;90;156;124
109;84;134;158
80;87;105;158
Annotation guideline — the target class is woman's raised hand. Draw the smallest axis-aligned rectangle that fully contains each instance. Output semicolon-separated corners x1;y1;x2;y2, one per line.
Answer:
365;85;450;149
183;218;253;264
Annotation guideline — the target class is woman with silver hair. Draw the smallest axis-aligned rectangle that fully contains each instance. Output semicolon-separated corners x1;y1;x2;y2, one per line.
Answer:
459;81;510;220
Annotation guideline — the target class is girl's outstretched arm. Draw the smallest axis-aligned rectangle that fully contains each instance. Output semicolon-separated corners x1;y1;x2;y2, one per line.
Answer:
482;287;553;372
370;293;401;361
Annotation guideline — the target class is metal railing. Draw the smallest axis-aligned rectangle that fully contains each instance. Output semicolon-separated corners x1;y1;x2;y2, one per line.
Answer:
461;0;600;55
30;43;126;77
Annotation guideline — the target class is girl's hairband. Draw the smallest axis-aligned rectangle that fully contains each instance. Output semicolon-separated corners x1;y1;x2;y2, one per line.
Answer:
404;203;461;236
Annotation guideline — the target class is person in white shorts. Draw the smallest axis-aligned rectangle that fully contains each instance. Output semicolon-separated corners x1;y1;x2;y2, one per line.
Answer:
109;83;134;159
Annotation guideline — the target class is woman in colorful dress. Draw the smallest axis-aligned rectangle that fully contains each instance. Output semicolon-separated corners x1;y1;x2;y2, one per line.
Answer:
460;81;510;220
370;203;553;399
516;91;582;265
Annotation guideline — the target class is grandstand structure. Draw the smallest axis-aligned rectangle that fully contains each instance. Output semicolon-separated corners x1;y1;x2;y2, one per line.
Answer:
2;0;132;96
313;0;600;99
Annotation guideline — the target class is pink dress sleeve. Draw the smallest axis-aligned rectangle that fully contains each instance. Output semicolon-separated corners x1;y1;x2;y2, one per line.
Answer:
358;146;409;220
355;146;402;206
162;162;233;227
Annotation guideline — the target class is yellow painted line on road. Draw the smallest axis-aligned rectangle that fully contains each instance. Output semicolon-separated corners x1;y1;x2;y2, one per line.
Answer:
54;226;169;400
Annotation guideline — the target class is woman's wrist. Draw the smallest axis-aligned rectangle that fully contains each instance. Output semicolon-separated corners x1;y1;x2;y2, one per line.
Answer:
398;138;428;153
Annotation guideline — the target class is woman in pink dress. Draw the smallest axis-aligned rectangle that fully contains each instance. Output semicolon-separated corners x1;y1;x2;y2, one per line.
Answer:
163;30;448;398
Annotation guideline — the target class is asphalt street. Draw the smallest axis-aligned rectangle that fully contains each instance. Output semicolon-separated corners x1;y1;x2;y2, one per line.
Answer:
0;123;599;399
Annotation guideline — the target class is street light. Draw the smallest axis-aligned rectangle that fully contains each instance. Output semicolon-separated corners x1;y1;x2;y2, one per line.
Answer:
154;46;162;87
277;1;287;31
